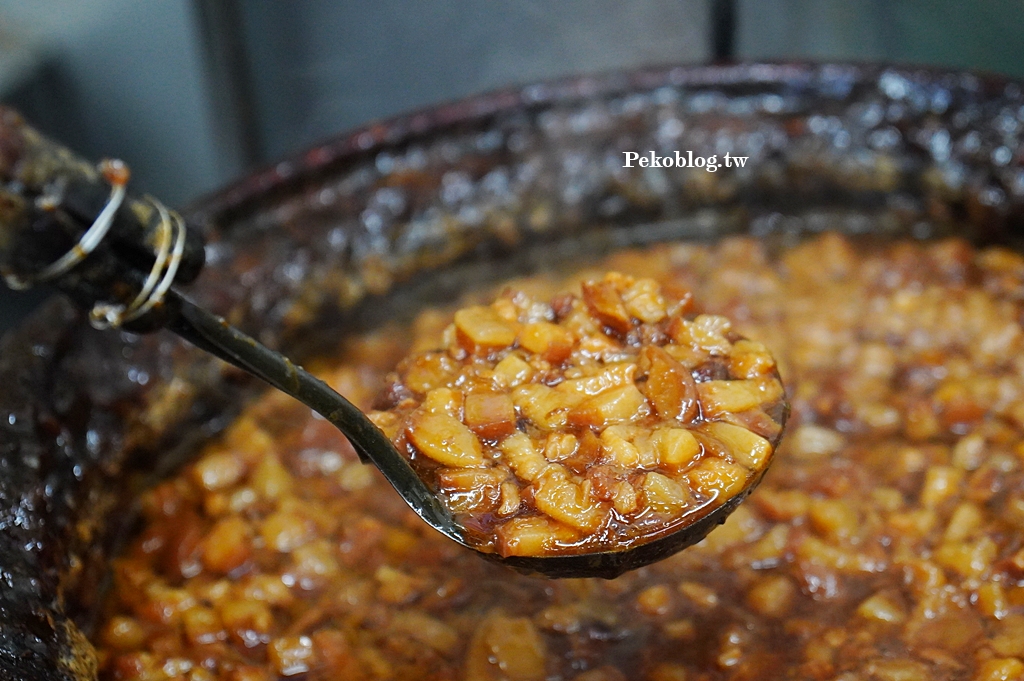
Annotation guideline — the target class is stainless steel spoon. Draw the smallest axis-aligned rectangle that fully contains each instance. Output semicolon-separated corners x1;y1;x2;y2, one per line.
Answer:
166;292;787;578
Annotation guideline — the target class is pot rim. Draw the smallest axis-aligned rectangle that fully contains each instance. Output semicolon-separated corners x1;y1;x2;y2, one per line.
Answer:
190;60;1020;228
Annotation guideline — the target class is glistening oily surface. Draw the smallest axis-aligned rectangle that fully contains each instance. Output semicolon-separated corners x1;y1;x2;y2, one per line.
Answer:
371;272;784;557
98;234;1024;681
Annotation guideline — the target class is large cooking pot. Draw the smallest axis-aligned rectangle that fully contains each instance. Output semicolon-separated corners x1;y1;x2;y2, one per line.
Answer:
2;63;1023;680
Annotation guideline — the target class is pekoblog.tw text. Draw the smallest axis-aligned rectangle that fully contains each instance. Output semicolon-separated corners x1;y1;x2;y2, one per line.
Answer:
622;151;748;172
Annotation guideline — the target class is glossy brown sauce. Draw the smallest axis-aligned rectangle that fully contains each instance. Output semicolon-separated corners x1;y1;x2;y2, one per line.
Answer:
96;234;1024;681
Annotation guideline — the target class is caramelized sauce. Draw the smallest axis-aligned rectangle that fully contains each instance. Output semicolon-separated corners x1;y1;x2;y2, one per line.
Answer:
96;234;1024;681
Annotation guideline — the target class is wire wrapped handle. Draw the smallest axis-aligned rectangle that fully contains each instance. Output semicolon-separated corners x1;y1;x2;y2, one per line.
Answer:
90;194;188;329
0;153;206;333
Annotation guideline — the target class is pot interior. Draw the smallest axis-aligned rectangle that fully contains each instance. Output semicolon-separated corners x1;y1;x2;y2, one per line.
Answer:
3;63;1024;681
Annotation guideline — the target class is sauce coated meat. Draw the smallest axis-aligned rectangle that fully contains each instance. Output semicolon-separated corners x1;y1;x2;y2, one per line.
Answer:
371;272;784;557
97;234;1024;681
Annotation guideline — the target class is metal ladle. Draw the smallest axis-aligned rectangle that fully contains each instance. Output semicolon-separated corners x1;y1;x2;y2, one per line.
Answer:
167;293;786;578
0;124;786;579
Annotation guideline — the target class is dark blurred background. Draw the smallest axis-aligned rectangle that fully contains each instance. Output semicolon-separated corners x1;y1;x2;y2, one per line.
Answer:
0;0;1022;335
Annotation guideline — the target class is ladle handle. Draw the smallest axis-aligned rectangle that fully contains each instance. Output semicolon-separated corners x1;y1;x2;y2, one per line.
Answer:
167;291;380;460
165;291;461;538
